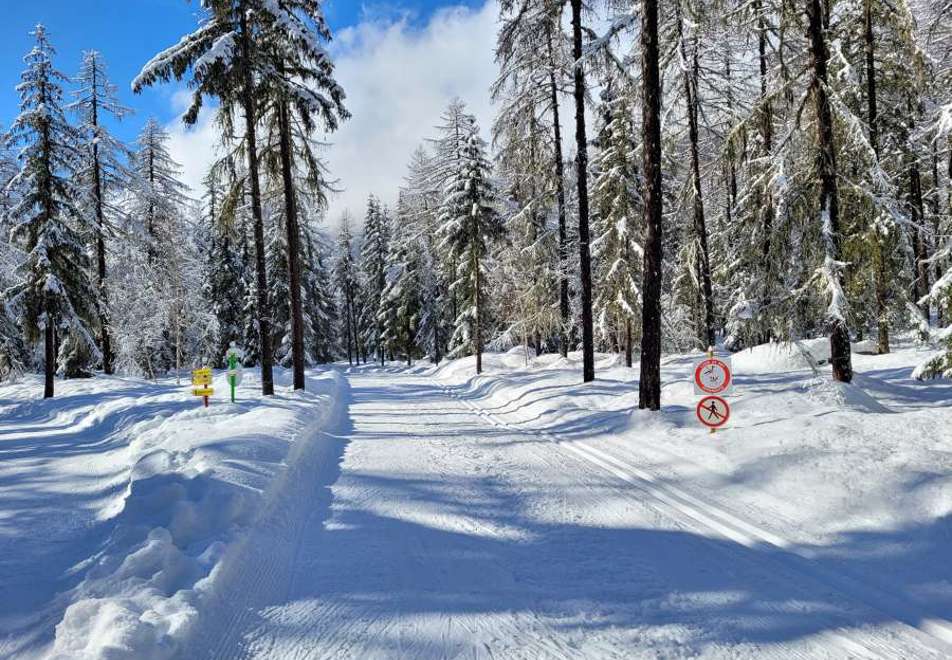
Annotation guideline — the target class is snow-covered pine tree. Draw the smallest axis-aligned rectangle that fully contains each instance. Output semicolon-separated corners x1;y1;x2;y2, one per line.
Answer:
301;216;338;364
111;118;191;377
334;213;362;365
494;0;573;358
201;163;247;366
439;118;504;374
590;80;643;367
0;131;27;381
4;25;99;397
379;193;423;365
69;50;131;375
401;146;447;364
360;195;390;365
254;0;348;389
135;0;301;395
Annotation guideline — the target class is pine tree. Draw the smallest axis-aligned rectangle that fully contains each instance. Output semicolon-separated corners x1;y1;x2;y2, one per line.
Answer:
134;0;304;395
69;50;130;375
361;195;390;365
591;81;643;367
439;119;503;374
334;213;361;365
4;26;99;397
255;0;348;389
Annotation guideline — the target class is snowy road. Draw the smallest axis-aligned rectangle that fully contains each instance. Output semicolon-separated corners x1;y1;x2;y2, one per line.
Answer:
182;367;952;659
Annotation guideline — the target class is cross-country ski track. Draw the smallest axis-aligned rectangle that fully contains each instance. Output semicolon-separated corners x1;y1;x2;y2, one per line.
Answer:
177;365;952;660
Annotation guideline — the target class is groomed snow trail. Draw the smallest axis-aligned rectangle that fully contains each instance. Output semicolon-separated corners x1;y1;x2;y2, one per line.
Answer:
186;367;950;659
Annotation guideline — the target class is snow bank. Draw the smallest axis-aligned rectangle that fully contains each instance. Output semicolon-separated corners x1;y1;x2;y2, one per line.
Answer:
417;339;952;610
6;368;344;660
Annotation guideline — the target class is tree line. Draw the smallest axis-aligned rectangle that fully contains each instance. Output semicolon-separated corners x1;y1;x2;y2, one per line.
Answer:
330;0;952;410
3;1;952;407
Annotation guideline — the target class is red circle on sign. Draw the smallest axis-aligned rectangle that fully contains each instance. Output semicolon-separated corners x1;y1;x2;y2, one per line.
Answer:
694;358;731;394
696;395;730;428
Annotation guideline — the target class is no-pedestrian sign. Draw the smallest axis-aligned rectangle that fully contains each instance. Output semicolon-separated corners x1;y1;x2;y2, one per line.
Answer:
693;357;732;395
696;395;730;428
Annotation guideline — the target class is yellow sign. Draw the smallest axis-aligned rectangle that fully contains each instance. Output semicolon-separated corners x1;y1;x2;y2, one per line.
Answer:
192;387;214;397
191;368;212;386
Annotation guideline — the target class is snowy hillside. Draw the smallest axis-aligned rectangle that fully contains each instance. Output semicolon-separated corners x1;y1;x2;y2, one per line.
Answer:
2;340;951;658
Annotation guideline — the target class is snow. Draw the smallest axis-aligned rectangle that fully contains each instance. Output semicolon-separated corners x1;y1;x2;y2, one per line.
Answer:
0;368;342;659
2;339;952;658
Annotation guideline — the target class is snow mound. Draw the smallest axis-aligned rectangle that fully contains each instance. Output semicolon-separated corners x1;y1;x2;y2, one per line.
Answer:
801;376;891;413
40;370;343;660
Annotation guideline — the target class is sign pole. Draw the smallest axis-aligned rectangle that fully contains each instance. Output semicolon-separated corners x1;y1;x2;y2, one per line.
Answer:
708;346;715;435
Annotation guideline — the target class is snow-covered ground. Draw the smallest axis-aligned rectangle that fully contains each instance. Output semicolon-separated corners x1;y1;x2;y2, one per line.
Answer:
2;339;951;658
0;368;343;659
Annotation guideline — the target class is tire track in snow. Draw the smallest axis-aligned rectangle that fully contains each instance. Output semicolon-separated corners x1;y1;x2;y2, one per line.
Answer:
442;383;952;659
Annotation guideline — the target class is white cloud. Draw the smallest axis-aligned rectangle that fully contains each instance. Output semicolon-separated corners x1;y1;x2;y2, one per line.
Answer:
163;1;500;229
324;1;499;226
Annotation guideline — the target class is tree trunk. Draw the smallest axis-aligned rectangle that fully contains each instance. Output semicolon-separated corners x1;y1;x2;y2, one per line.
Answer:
44;315;55;399
547;27;570;359
808;0;852;383
910;164;930;316
239;6;274;395
474;249;483;375
88;74;114;375
639;0;664;410
344;289;353;365
756;0;775;339
569;0;594;383
676;4;715;349
625;318;632;368
277;93;306;391
863;0;889;354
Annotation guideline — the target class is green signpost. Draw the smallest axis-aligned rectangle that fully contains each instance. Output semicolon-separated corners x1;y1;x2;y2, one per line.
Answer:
226;343;243;403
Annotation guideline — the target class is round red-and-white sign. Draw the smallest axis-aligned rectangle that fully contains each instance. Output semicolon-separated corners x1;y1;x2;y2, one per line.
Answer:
694;358;732;394
696;395;730;428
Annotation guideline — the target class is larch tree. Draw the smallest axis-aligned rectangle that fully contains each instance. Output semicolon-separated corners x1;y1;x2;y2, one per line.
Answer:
69;50;131;375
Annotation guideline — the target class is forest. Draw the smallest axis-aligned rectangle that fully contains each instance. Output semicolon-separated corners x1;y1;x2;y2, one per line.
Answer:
1;0;951;410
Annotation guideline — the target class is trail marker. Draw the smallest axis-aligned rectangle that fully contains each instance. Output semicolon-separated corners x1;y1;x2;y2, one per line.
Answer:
696;395;730;429
225;343;244;403
694;347;732;433
192;367;213;407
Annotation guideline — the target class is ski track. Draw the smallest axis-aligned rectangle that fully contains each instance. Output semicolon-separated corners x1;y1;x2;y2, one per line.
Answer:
182;367;951;659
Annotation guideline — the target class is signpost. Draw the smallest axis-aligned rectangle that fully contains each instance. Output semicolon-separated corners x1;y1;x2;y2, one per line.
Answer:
693;348;732;433
225;343;244;403
192;367;213;407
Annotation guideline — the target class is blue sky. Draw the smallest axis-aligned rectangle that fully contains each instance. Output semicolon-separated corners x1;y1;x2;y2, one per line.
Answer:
0;0;480;142
1;0;498;223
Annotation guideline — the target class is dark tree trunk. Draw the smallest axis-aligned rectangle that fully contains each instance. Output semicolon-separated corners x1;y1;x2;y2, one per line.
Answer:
625;319;632;368
639;0;664;410
474;250;483;375
569;0;595;382
863;0;889;354
88;67;114;375
548;28;570;359
756;0;775;338
676;4;715;349
910;164;930;315
277;93;305;391
808;0;852;383
239;6;274;395
344;291;353;366
44;315;55;399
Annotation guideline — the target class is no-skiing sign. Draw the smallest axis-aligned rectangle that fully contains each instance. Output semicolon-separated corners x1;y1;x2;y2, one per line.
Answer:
696;395;730;429
693;357;731;395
